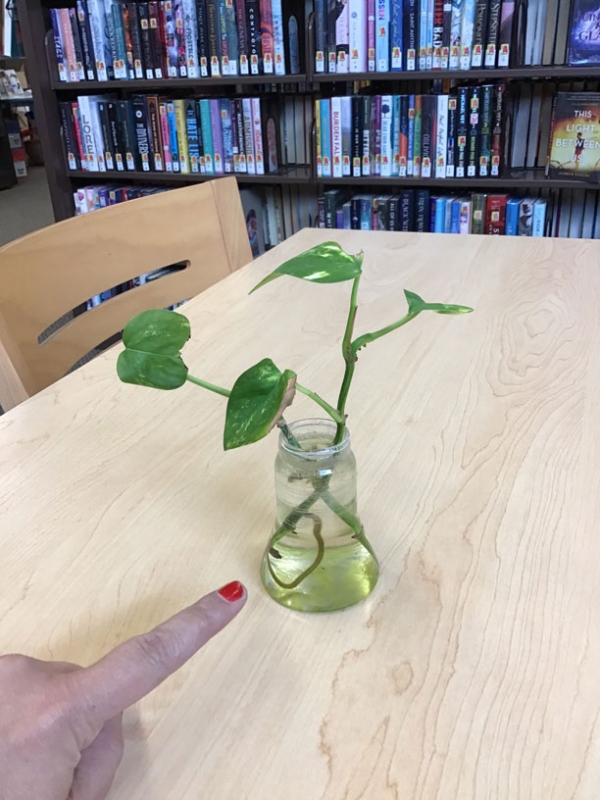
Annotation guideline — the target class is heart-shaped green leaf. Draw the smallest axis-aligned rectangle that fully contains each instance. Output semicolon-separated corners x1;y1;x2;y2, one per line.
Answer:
224;359;297;450
117;349;188;389
250;242;362;293
404;290;473;316
117;309;191;389
122;309;191;354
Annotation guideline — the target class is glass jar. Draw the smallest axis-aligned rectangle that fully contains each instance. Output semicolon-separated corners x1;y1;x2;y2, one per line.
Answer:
260;419;379;612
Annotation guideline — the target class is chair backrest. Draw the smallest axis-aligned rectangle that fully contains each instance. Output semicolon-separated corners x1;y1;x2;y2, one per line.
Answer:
0;178;251;410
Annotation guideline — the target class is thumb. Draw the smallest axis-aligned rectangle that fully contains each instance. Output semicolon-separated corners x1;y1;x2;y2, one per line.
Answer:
70;582;246;724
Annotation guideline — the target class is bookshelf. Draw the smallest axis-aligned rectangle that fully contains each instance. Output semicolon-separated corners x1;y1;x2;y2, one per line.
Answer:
15;0;600;239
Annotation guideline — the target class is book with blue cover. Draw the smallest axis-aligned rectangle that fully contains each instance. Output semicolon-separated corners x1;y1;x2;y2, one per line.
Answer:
568;1;600;65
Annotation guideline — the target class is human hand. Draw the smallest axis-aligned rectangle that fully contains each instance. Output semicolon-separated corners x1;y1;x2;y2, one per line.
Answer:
0;581;246;800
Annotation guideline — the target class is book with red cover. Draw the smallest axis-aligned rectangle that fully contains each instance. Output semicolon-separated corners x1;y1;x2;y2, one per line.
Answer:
485;194;508;234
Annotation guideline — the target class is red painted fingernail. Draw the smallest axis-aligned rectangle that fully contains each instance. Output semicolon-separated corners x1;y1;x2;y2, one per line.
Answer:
218;581;244;602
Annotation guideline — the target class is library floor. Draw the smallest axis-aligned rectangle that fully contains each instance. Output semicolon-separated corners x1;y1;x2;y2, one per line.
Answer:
0;167;54;247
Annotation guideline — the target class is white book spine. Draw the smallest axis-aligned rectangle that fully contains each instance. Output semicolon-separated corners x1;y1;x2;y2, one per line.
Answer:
336;0;350;72
532;199;546;237
449;0;463;68
349;0;367;72
341;96;352;176
380;95;393;178
460;0;475;69
426;0;434;68
251;98;265;175
459;200;471;234
435;94;448;179
86;0;108;80
183;0;199;77
242;98;256;175
271;0;286;74
77;96;99;172
376;0;390;71
419;0;428;68
89;98;106;172
331;97;343;179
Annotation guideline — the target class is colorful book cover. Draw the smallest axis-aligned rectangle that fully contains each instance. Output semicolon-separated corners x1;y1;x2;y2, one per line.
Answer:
446;95;456;177
175;100;190;172
242;97;256;174
392;95;401;176
380;95;393;177
146;95;163;171
120;4;135;78
59;8;78;81
259;0;274;72
471;192;486;234
390;0;403;69
219;98;233;172
208;98;223;174
413;93;421;176
341;95;352;175
162;0;178;76
399;94;408;176
173;0;188;75
568;1;600;65
478;83;493;176
450;197;461;233
505;196;520;235
485;194;508;234
547;92;600;180
199;98;214;174
166;100;180;172
251;97;265;174
376;0;390;70
419;0;428;68
159;102;172;171
320;99;332;178
186;99;202;173
315;99;322;177
374;95;382;175
148;1;165;77
50;9;68;82
217;0;230;73
367;0;376;70
407;94;415;175
456;85;468;177
459;199;471;233
111;4;128;78
433;0;444;67
68;7;86;80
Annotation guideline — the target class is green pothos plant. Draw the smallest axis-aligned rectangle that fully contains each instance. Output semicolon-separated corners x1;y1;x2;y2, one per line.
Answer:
117;242;472;589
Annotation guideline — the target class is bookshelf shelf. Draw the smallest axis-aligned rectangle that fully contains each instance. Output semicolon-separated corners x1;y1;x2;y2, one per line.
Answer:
317;171;600;191
51;75;309;92
69;167;312;184
312;66;600;83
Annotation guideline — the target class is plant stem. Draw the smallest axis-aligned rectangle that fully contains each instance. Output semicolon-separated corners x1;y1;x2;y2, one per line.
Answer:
296;384;345;424
186;374;231;397
351;311;420;355
334;271;362;444
266;512;325;589
277;419;302;449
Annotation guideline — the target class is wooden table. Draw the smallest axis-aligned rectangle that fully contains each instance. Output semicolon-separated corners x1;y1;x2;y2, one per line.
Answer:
1;229;599;799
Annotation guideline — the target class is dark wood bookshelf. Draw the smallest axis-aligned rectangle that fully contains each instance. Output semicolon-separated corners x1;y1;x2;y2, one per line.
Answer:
69;167;311;185
312;66;600;83
51;74;308;92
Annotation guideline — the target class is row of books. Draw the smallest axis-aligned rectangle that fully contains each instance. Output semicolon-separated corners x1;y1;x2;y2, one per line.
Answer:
316;85;504;180
61;94;310;174
49;0;302;82
315;0;596;76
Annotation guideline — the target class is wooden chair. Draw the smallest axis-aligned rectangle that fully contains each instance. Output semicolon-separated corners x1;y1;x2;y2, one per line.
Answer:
0;178;251;411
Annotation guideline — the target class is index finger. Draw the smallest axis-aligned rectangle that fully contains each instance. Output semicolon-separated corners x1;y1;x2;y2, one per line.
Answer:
71;582;247;722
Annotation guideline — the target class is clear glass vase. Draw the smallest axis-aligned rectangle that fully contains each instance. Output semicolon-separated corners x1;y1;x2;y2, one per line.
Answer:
260;419;379;612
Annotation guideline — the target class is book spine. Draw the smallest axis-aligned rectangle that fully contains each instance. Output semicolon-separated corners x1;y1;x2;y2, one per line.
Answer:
259;0;274;73
219;98;233;172
407;94;415;175
59;102;79;169
199;99;214;173
433;0;444;68
183;0;200;76
367;0;376;70
459;199;471;233
170;0;186;75
426;0;434;68
413;93;421;176
242;97;255;174
341;95;352;176
77;96;97;170
390;0;403;69
418;0;427;69
230;99;239;172
376;0;390;71
321;98;332;177
471;192;486;233
349;0;367;71
120;4;135;78
380;95;393;177
225;0;239;74
117;100;138;169
434;94;447;178
441;0;451;67
246;0;261;73
485;194;507;234
498;0;513;67
233;99;244;172
182;100;199;172
148;1;165;77
72;104;86;168
433;197;446;232
478;83;493;176
420;94;433;178
101;0;115;79
459;0;475;69
449;0;462;68
96;100;114;169
467;85;480;177
174;99;190;173
450;198;460;232
315;99;323;177
326;0;336;72
505;197;520;234
132;95;152;171
125;3;143;78
159;102;172;171
77;2;97;81
234;0;249;73
69;7;86;80
404;0;417;69
491;83;504;176
391;95;400;175
400;189;414;230
398;93;408;176
360;96;370;176
207;0;222;74
336;0;350;71
331;96;342;178
196;0;209;75
59;8;78;82
446;95;456;176
416;189;429;231
485;0;501;67
532;200;546;237
146;96;163;170
138;3;155;79
315;0;326;71
50;10;68;82
374;95;382;175
387;195;397;230
111;4;128;78
271;0;285;73
471;0;487;67
456;85;468;177
166;101;179;171
351;97;360;177
251;97;265;174
162;0;178;77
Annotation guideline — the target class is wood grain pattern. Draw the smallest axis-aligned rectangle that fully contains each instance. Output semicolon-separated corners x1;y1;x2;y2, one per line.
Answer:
1;230;599;799
0;178;250;408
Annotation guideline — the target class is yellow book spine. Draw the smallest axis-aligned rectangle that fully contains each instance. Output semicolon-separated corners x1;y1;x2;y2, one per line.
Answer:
315;99;321;179
174;99;190;174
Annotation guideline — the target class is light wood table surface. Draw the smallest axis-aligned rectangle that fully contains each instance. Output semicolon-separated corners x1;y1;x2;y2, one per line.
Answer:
2;229;599;799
